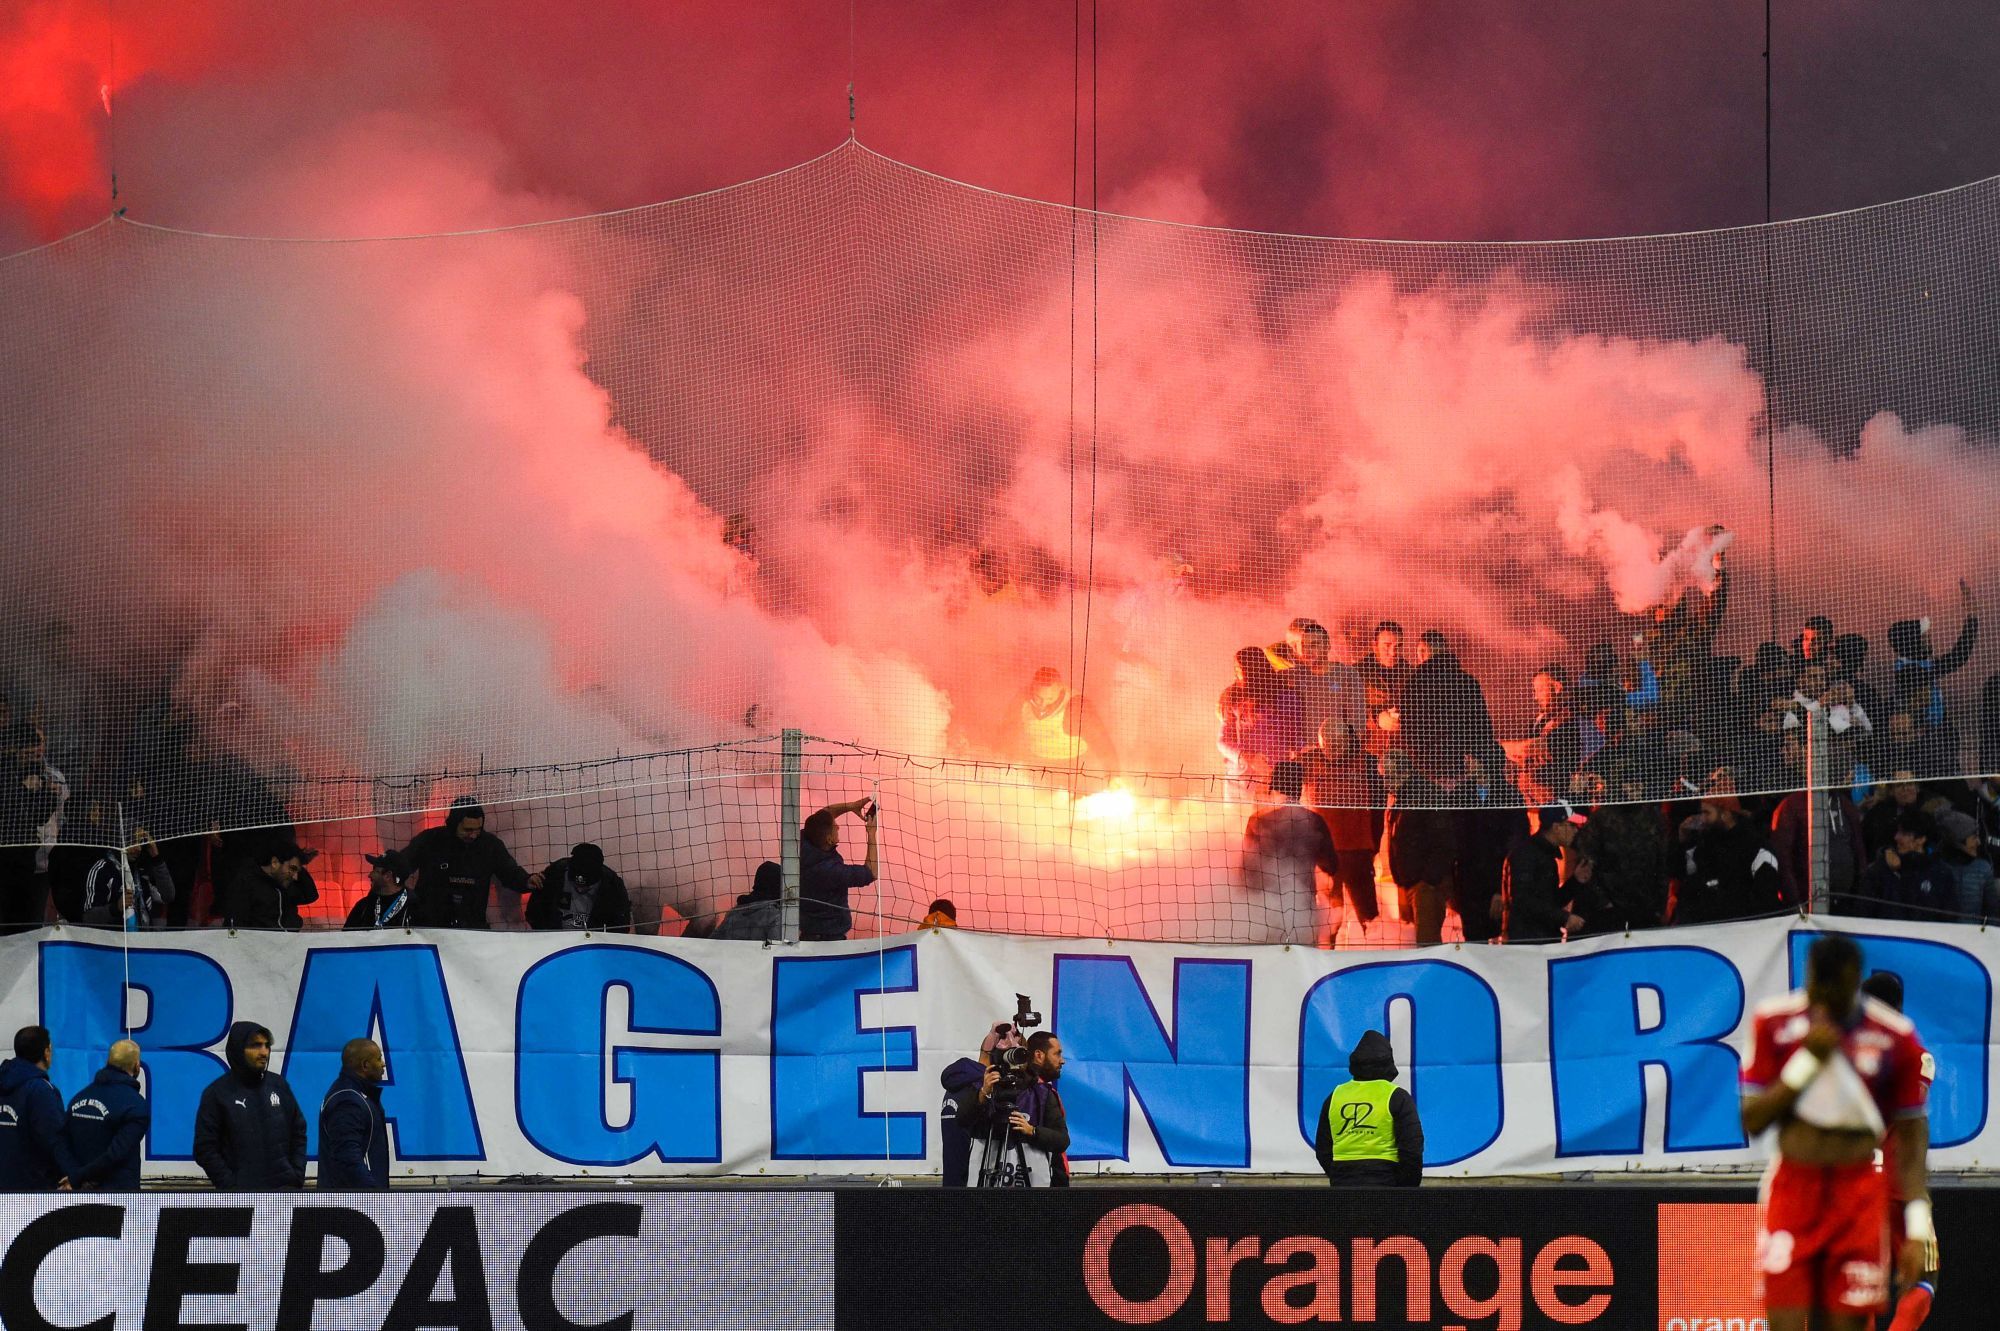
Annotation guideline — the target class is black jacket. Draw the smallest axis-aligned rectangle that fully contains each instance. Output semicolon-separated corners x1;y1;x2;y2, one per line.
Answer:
1313;1030;1423;1187
1400;653;1497;784
0;1058;77;1190
0;762;61;846
958;1073;1072;1186
1502;832;1569;942
317;1072;388;1190
65;1065;149;1190
1453;791;1528;938
1860;848;1955;922
343;887;413;930
404;825;532;928
525;858;634;932
1385;776;1456;888
193;1022;307;1190
1677;815;1782;924
938;1057;986;1189
222;862;319;931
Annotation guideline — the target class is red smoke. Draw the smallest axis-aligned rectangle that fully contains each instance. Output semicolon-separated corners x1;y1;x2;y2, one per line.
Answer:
5;3;2000;939
0;0;227;233
8;2;1993;245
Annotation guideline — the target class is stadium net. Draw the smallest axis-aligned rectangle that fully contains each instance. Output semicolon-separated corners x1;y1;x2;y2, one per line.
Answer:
4;141;2000;940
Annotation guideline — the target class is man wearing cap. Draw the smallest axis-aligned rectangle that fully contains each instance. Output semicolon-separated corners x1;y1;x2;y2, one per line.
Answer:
526;843;634;932
344;850;416;930
1502;805;1587;943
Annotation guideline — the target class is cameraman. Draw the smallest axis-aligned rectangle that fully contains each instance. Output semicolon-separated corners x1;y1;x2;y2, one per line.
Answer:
939;1020;1017;1188
966;1032;1070;1187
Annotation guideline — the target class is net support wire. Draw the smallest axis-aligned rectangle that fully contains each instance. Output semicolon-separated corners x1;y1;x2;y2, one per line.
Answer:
114;800;133;1038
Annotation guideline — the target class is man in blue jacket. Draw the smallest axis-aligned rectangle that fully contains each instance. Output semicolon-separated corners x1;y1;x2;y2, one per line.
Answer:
65;1039;149;1190
0;1025;78;1190
318;1038;388;1189
193;1021;306;1190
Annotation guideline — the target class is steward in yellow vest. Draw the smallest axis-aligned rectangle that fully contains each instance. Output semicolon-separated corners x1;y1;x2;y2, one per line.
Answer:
1313;1029;1424;1187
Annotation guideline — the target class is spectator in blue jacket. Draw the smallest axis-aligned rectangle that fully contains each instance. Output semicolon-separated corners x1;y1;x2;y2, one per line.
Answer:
0;1025;77;1190
318;1038;388;1190
65;1039;149;1190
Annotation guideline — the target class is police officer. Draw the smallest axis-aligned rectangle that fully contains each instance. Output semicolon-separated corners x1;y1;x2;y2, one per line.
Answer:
1313;1029;1424;1187
65;1039;150;1190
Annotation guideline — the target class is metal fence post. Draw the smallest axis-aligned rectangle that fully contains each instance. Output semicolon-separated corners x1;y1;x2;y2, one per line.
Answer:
1807;709;1832;914
781;729;803;943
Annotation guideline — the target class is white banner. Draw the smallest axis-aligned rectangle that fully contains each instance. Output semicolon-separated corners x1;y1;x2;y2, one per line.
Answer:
0;917;1991;1180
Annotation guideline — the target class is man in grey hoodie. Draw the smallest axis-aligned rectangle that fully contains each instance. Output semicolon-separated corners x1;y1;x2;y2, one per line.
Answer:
1313;1029;1424;1187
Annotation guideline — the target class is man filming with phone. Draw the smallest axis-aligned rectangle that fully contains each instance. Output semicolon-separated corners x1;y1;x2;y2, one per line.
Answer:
799;797;878;941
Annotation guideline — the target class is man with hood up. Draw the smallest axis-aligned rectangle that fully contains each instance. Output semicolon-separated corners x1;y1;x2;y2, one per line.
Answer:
1313;1029;1424;1188
403;797;538;929
193;1021;306;1190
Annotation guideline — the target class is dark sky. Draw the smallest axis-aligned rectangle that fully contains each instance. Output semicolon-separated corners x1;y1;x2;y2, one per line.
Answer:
4;0;2000;247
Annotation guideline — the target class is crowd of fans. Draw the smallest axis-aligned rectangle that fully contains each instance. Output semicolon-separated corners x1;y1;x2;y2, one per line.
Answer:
1218;550;1998;945
2;545;1997;945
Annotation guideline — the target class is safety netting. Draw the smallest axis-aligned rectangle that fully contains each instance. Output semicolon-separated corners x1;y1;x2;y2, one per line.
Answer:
4;141;2000;937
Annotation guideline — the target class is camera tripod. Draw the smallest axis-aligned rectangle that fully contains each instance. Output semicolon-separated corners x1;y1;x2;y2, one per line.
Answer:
972;1097;1033;1188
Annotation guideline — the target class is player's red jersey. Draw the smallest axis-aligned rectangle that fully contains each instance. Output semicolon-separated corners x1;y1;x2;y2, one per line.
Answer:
1880;1037;1934;1202
1744;991;1929;1315
1742;992;1928;1136
1882;1034;1936;1285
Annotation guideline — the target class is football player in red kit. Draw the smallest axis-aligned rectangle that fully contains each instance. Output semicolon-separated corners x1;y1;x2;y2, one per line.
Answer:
1858;970;1938;1331
1741;934;1932;1331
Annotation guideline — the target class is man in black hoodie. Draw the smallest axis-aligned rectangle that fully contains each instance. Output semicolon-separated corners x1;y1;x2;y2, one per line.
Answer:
403;798;538;928
193;1021;306;1190
65;1039;149;1191
1314;1030;1423;1187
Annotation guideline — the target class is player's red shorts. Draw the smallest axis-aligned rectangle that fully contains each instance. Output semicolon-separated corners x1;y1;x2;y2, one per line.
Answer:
1756;1157;1890;1314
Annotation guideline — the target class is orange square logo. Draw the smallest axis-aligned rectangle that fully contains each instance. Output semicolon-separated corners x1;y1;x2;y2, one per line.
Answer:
1657;1203;1763;1328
